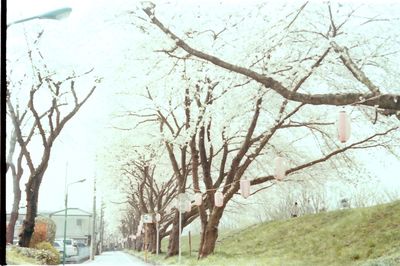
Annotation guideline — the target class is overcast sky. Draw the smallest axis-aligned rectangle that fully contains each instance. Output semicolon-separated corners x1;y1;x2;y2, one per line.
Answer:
6;0;400;232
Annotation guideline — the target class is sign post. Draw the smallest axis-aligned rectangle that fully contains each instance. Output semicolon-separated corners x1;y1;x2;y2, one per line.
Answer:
155;213;161;255
144;224;148;263
142;213;153;262
177;193;189;265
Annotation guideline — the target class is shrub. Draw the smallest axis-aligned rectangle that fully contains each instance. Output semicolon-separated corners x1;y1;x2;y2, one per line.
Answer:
30;216;57;247
33;241;60;265
38;216;56;243
11;245;60;265
30;223;47;248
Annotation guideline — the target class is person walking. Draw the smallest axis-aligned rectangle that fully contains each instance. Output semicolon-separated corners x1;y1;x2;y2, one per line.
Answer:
291;202;299;218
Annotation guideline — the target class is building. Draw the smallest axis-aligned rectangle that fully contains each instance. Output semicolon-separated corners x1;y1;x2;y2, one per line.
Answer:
49;208;93;244
7;208;93;244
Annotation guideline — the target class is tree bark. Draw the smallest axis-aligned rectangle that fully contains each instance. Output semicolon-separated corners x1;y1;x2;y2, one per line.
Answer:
6;212;19;244
18;186;39;247
166;211;180;257
6;156;23;244
19;169;46;247
147;223;157;253
199;206;224;258
135;235;143;251
6;183;21;244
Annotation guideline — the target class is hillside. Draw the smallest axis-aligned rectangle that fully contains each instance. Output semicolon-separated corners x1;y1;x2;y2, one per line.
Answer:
129;200;400;265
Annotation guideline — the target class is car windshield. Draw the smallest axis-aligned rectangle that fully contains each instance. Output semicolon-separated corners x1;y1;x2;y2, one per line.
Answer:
63;240;72;245
53;242;60;247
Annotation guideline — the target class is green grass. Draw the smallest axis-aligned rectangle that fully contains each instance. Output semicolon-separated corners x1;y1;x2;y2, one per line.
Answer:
6;247;41;265
126;200;400;265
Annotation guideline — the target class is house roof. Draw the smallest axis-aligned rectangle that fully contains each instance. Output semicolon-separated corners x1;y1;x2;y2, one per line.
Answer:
49;208;92;217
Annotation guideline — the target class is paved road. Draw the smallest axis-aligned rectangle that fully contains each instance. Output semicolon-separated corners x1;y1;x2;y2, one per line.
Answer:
78;251;153;266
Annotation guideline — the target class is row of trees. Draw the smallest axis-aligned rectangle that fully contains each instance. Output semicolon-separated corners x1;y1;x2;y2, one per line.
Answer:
114;0;399;259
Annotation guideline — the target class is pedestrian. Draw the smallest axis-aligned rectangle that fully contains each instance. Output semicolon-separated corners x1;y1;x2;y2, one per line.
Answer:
291;202;299;218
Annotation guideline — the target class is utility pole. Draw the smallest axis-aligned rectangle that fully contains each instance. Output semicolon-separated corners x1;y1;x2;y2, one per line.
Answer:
90;176;96;260
99;200;105;254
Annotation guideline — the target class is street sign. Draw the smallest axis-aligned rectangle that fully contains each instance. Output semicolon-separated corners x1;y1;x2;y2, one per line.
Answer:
143;214;153;223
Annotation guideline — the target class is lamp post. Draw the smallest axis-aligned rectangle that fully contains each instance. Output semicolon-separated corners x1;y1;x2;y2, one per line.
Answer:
7;7;72;28
90;176;96;261
63;179;86;266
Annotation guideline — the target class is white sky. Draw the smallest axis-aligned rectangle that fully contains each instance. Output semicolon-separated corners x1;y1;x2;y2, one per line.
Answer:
6;0;400;231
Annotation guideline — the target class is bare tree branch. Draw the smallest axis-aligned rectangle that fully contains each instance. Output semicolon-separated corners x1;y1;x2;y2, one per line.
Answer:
142;6;400;112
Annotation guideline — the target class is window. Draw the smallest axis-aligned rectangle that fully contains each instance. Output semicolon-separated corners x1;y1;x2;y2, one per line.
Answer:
76;219;82;226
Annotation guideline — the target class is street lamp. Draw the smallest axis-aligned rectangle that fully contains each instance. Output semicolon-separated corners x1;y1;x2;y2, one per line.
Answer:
7;7;72;28
63;178;86;265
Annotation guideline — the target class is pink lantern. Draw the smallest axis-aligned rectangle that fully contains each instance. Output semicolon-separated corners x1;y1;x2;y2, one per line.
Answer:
274;156;286;180
338;111;351;143
240;179;251;198
186;201;191;213
215;191;224;207
194;193;202;206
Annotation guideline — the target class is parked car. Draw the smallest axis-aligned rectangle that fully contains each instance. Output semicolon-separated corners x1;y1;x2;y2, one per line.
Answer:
74;242;87;248
54;239;78;257
52;241;63;253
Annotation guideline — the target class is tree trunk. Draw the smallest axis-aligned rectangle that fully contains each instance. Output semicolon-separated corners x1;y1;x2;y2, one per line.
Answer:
6;212;19;244
136;235;143;251
166;211;180;257
197;218;207;259
6;176;22;244
18;182;40;247
199;207;224;258
199;223;219;258
147;224;158;254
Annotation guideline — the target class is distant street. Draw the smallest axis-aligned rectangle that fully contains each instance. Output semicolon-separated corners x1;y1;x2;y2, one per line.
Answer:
77;251;153;266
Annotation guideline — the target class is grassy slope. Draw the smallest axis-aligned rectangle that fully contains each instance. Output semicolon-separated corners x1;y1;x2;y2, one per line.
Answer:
128;200;400;266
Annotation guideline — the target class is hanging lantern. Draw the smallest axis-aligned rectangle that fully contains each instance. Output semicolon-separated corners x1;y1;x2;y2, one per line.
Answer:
194;192;202;206
186;201;191;213
240;179;251;198
214;191;224;207
177;193;189;212
155;213;161;222
338;110;351;143
274;156;286;180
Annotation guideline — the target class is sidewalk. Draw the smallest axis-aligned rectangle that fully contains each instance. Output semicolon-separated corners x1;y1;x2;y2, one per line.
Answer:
78;251;153;265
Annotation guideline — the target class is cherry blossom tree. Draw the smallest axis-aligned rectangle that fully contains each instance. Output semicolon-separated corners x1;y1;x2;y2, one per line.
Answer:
6;43;100;247
126;1;400;258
